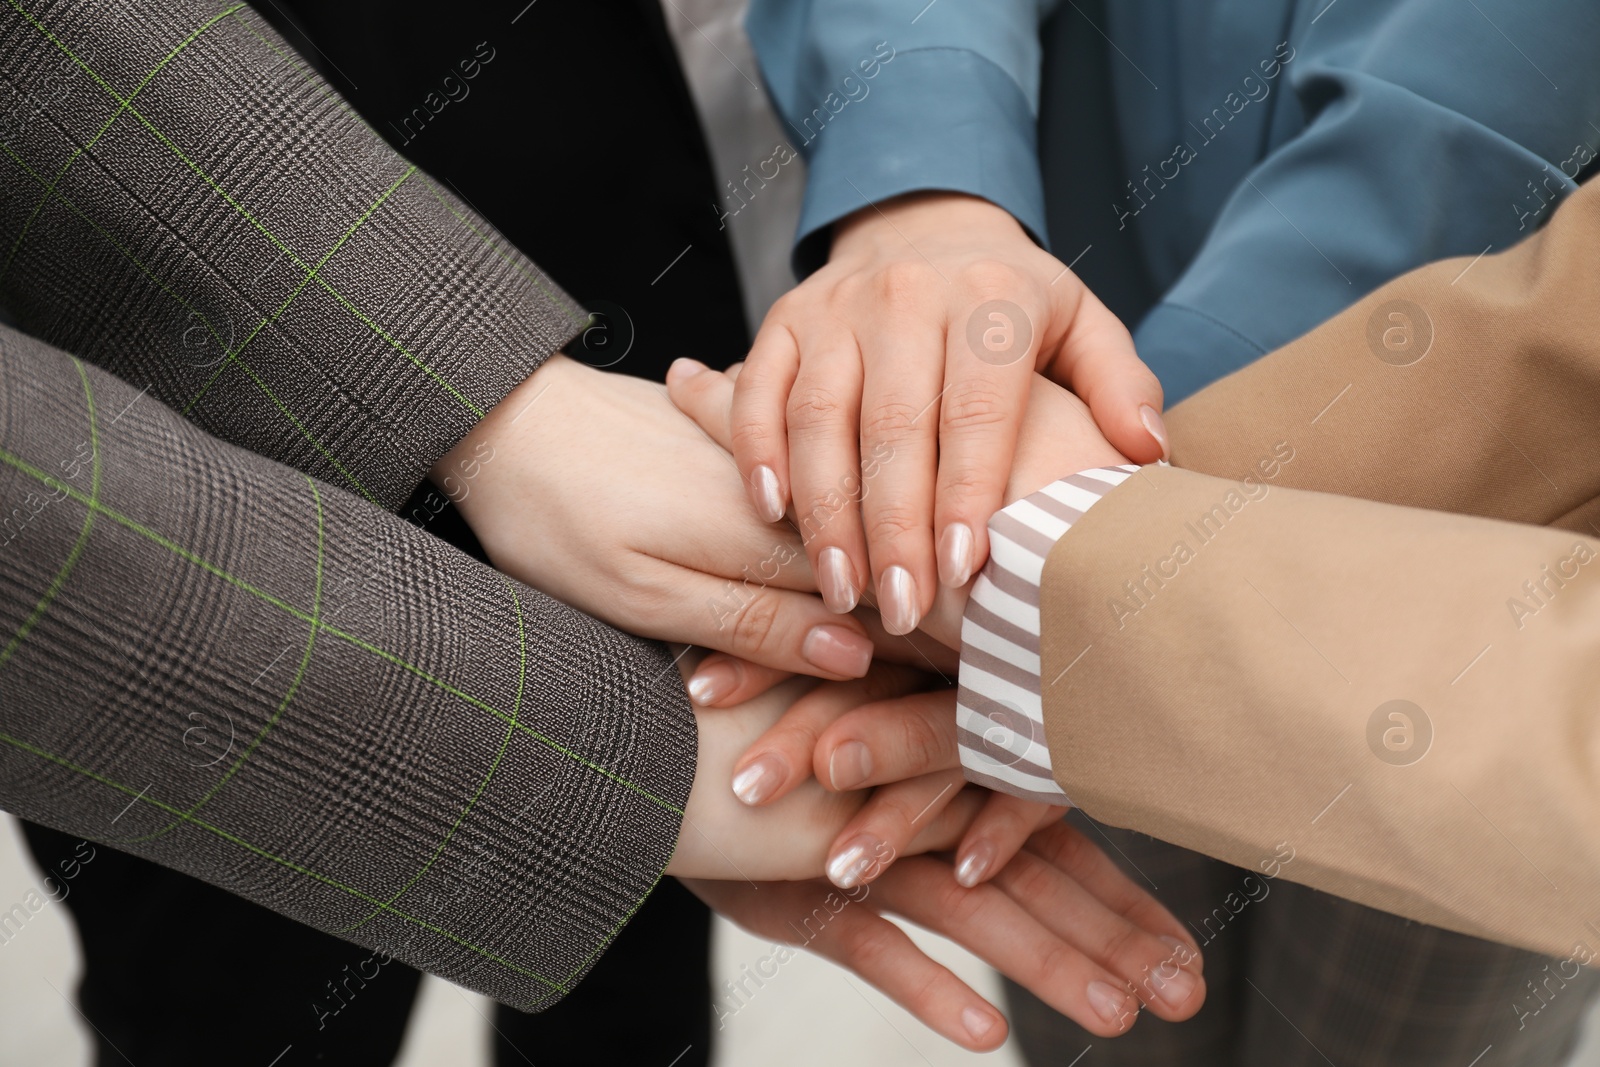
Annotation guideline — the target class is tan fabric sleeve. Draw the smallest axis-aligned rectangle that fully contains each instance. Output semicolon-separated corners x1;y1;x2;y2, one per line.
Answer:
1040;466;1600;957
1036;177;1600;956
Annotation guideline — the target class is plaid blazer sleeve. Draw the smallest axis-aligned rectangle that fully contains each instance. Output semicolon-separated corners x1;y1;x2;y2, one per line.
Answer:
0;319;696;1011
0;1;698;1009
0;0;590;511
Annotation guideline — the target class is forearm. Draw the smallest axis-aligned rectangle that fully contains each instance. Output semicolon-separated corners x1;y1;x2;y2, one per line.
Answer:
0;1;587;510
0;323;692;1010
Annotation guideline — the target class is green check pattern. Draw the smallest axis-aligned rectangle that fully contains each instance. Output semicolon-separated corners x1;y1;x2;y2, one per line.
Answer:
0;0;695;1010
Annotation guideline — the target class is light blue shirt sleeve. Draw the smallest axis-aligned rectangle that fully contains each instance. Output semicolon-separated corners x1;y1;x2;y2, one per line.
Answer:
1130;0;1600;401
746;0;1060;276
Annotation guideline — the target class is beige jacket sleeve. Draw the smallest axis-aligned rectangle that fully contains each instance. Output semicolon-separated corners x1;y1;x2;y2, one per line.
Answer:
1037;178;1600;957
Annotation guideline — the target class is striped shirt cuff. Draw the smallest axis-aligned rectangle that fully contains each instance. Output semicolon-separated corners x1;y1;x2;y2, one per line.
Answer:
956;466;1141;803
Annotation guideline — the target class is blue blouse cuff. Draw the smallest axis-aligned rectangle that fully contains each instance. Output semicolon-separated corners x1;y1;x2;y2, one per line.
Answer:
790;48;1049;278
1133;302;1271;406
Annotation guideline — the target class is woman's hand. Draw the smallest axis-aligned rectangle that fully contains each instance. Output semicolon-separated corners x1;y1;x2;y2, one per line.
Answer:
707;192;1164;636
685;820;1205;1052
435;355;876;682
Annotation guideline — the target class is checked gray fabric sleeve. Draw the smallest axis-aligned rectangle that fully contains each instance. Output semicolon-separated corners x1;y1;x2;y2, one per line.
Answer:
957;466;1139;804
0;0;696;1009
0;322;696;1011
0;0;590;511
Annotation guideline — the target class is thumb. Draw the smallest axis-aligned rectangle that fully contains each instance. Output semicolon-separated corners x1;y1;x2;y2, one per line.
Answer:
1044;285;1167;464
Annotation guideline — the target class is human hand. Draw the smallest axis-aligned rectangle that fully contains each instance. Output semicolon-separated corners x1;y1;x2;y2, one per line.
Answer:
669;362;1129;656
665;654;982;881
433;354;875;681
698;191;1163;637
684;820;1205;1051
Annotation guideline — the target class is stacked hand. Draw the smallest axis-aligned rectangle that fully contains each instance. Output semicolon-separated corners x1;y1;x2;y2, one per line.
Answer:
430;296;1198;1049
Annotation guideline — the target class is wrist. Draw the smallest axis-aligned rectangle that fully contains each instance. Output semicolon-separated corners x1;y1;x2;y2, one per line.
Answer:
832;192;1027;259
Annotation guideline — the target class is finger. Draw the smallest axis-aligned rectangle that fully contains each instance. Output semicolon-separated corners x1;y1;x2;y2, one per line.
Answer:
730;321;802;523
683;653;793;708
1047;284;1167;463
857;311;945;634
1023;820;1202;973
824;769;965;889
805;892;1009;1051
934;301;1036;588
666;357;736;450
658;570;874;682
724;361;745;382
873;856;1150;1038
813;689;960;789
727;662;927;807
993;835;1205;1021
953;794;1065;888
783;333;869;614
855;607;961;676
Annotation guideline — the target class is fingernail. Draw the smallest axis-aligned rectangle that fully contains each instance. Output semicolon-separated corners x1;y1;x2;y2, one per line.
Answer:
937;523;975;588
731;755;785;806
826;836;882;889
962;1006;998;1042
1160;935;1200;971
802;624;873;677
955;839;996;888
1087;980;1137;1031
751;465;784;523
1139;405;1170;461
817;546;860;613
666;357;709;385
827;740;873;790
686;660;738;706
1144;960;1198;1010
879;565;920;636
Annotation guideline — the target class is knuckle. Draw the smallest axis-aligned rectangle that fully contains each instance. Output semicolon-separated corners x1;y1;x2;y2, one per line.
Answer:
728;593;784;656
958;258;1026;297
1092;917;1141;966
896;715;947;772
729;416;779;459
873;261;940;310
786;384;847;430
865;501;924;546
939;380;1012;434
860;399;923;444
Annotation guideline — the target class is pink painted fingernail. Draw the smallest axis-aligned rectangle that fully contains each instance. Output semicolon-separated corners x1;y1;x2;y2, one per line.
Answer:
826;835;883;889
879;565;920;635
802;624;872;678
731;755;785;806
955;839;996;888
827;740;873;790
686;660;738;706
817;547;860;613
1140;405;1170;462
938;523;975;588
751;465;784;523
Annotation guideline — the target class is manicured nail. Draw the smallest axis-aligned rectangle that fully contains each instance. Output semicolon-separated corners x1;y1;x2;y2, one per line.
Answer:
1139;405;1170;461
828;740;873;790
878;565;920;635
803;624;873;677
937;523;975;588
731;755;785;806
751;465;784;523
666;357;710;385
826;836;880;889
962;1006;998;1042
817;546;860;613
1144;960;1198;1010
955;839;996;888
1087;980;1137;1031
686;660;738;706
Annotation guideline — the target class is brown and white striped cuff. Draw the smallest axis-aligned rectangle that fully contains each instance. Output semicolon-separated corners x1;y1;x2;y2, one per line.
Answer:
956;466;1141;803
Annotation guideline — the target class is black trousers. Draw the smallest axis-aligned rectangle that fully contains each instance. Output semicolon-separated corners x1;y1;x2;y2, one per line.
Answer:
22;1;754;1063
